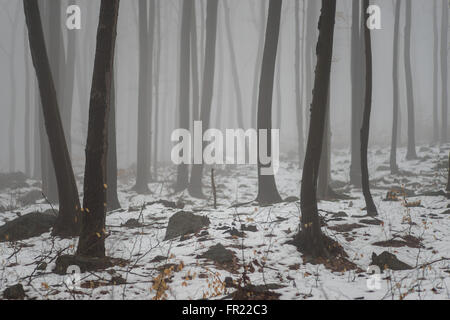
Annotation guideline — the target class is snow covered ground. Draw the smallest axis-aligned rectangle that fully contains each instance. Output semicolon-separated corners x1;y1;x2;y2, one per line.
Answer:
0;144;449;300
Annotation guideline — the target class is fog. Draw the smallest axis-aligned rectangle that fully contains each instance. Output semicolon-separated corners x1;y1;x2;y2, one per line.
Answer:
0;0;446;173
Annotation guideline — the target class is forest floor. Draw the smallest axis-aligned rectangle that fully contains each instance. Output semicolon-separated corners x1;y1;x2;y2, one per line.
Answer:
0;144;450;300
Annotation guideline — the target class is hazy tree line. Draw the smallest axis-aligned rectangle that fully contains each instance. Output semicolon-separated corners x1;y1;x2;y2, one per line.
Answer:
0;0;447;260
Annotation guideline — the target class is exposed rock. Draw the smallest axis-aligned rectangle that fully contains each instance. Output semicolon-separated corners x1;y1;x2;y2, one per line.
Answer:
199;243;235;264
0;172;28;190
3;284;25;300
0;211;56;242
371;251;413;271
164;211;210;241
225;228;245;238
122;218;144;228
19;189;43;206
359;219;383;226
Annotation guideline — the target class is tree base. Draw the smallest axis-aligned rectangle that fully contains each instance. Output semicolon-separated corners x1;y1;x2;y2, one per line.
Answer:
290;231;359;272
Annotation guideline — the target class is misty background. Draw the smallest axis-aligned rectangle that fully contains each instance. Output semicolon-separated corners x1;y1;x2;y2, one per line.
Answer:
0;0;445;174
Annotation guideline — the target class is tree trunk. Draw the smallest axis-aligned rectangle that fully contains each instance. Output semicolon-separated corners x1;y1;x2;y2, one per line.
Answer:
441;0;449;143
153;0;161;178
175;0;193;192
317;87;332;200
433;0;439;143
404;0;417;159
223;0;244;129
24;0;81;237
361;0;377;216
350;0;363;186
390;0;401;174
24;28;31;177
294;0;337;258
188;0;219;198
294;0;304;165
255;0;283;205
77;0;120;258
107;65;121;211
134;0;155;193
191;1;200;122
250;0;267;130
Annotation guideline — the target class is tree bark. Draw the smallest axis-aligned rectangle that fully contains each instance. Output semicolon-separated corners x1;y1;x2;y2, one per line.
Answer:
77;0;120;258
175;0;193;192
294;0;304;165
189;0;219;198
404;0;417;159
433;0;439;143
295;0;337;258
390;0;401;174
23;0;81;237
250;0;267;130
441;0;449;143
223;0;244;129
350;0;363;186
361;0;378;216
134;0;155;193
255;0;282;205
107;66;121;211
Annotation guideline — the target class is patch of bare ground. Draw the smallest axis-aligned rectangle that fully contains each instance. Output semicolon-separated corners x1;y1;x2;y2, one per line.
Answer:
328;223;366;233
373;235;423;249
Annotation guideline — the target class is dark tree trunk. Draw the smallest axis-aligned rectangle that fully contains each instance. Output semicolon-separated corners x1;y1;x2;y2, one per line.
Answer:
360;0;377;216
189;0;219;198
250;0;267;129
77;0;120;258
349;0;363;186
107;66;121;211
175;0;193;192
44;0;65;203
255;0;282;205
441;0;449;143
294;0;304;165
390;0;401;174
223;0;244;129
404;0;417;159
134;0;155;193
23;0;81;237
304;0;318;138
294;0;337;258
433;0;439;143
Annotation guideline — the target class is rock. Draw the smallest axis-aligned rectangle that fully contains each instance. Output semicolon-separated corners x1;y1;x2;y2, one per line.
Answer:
199;243;235;264
19;189;43;205
148;199;185;209
242;224;258;232
0;211;56;242
53;255;114;275
371;251;413;271
359;219;383;226
164;211;210;241
3;284;25;300
0;172;28;190
37;262;47;271
122;218;144;228
225;228;245;237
